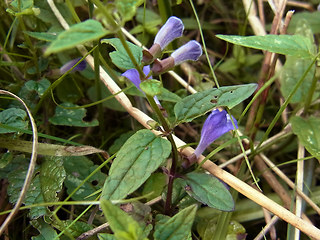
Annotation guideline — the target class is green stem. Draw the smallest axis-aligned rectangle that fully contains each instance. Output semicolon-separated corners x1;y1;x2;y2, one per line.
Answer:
189;0;220;88
157;0;172;23
146;95;179;214
89;0;144;77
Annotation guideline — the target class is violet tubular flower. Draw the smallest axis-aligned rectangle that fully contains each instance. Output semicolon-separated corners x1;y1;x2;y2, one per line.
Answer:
122;65;160;105
152;40;202;74
193;109;238;158
143;16;184;63
60;57;86;74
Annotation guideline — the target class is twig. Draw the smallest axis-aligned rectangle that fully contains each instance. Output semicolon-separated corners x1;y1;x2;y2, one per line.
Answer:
295;143;305;240
254;215;279;240
0;91;38;236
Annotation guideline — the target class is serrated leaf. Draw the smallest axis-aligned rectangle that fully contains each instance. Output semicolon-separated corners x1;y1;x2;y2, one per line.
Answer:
183;172;234;211
291;116;320;161
115;0;143;22
63;156;106;200
174;84;257;124
153;204;197;240
6;156;47;218
52;219;93;237
101;38;143;70
0;108;28;134
31;218;59;240
216;34;315;59
40;156;66;202
45;20;109;55
24;31;57;41
140;79;163;96
100;199;146;240
280;19;317;103
49;102;98;127
101;129;171;200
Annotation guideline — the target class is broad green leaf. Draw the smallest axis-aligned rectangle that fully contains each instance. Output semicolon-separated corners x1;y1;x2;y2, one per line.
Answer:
291;116;320;161
0;152;13;168
63;156;106;200
100;199;147;240
49;102;99;127
142;173;166;201
288;12;320;34
24;79;51;96
174;84;257;124
0;108;28;134
115;0;143;23
216;34;315;59
280;19;317;103
24;31;57;41
101;129;171;200
140;79;163;96
183;172;234;211
157;88;181;102
101;38;143;70
31;219;59;240
45;20;109;55
153;204;197;240
40;156;66;202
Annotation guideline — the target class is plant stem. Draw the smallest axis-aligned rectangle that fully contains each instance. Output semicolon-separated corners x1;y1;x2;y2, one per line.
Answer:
146;95;179;215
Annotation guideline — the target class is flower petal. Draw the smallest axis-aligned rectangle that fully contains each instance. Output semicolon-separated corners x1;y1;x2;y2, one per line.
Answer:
171;40;202;65
122;66;151;91
194;109;238;157
154;16;184;50
60;57;86;74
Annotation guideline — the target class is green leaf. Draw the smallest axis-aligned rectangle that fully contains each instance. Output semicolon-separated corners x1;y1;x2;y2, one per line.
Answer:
98;233;116;240
291;116;320;161
280;19;317;103
101;129;171;200
157;88;181;102
216;34;315;59
288;12;320;34
40;156;66;202
45;20;109;55
115;0;143;23
142;173;166;201
101;38;143;70
49;102;99;127
63;156;106;200
100;199;147;240
24;31;57;41
31;218;59;240
183;172;234;211
0;108;28;134
174;84;257;124
6;157;47;219
153;205;197;240
140;79;163;96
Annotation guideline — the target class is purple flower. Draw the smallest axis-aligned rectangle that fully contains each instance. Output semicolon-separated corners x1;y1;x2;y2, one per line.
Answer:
122;65;160;105
151;40;202;75
171;40;202;65
194;109;238;158
154;16;184;50
60;57;86;74
143;16;184;64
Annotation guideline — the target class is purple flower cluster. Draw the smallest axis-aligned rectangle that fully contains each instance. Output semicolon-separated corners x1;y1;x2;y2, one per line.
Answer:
122;16;202;102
